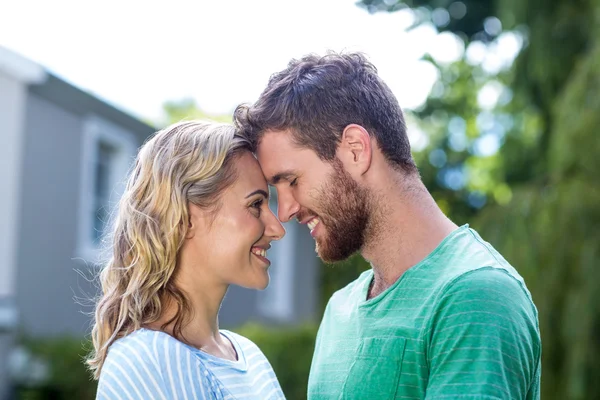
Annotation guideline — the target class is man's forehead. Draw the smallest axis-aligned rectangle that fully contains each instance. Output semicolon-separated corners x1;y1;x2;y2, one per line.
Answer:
258;129;295;151
257;131;297;165
257;143;297;183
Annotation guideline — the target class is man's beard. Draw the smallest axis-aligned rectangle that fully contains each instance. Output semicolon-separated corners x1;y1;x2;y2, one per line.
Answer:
311;160;371;263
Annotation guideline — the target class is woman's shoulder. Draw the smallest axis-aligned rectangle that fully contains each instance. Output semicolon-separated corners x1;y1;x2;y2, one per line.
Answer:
98;330;167;399
106;328;194;370
99;329;221;400
108;328;162;353
104;329;161;370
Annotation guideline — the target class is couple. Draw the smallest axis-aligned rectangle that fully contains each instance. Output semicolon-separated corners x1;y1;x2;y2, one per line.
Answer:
89;53;541;399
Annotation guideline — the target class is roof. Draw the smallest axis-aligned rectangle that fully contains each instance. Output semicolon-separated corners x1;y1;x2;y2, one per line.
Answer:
0;45;156;136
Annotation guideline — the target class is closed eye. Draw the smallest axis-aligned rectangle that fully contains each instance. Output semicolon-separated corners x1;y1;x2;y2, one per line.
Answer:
290;178;298;187
250;198;264;216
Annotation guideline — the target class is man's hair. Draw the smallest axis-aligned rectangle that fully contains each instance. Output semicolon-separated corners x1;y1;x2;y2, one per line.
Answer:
234;51;417;174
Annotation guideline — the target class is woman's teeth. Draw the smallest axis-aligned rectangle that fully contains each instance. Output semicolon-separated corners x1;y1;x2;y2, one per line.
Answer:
252;248;267;257
307;218;320;231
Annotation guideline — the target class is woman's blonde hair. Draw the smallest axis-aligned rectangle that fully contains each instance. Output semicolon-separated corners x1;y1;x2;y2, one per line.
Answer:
87;120;250;378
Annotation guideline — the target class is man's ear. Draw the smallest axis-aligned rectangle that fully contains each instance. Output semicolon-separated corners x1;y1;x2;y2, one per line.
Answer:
337;124;372;177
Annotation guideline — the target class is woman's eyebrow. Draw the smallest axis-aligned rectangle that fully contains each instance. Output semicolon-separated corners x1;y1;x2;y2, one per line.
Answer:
245;189;269;199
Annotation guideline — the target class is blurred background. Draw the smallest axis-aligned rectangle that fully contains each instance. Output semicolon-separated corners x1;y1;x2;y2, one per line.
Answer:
1;0;598;399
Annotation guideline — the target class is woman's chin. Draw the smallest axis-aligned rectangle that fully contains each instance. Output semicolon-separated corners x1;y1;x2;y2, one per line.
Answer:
255;276;270;291
236;274;270;291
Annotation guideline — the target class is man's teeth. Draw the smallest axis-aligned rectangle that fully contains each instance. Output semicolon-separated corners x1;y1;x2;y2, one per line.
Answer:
307;218;320;231
252;248;267;257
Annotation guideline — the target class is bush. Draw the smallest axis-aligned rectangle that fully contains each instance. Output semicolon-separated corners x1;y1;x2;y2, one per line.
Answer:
236;323;318;400
12;325;318;400
13;336;96;400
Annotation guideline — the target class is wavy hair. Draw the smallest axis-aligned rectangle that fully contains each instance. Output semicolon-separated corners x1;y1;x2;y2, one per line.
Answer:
87;120;250;378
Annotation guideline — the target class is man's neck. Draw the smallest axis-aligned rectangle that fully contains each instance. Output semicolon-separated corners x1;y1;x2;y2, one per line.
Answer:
362;182;458;299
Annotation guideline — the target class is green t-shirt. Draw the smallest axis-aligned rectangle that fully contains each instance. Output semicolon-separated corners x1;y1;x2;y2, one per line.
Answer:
308;225;541;399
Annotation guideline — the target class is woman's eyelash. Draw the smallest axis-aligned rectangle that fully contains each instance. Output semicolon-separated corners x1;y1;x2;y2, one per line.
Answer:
251;199;264;210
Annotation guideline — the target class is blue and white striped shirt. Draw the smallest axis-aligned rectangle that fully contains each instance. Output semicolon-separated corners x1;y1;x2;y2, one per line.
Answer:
96;328;286;399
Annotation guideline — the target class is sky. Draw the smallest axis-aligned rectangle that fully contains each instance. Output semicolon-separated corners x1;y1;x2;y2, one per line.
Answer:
0;0;468;123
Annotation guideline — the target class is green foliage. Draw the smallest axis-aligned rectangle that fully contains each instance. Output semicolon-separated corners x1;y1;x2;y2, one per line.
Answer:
549;40;600;180
358;0;496;41
15;336;96;400
474;178;600;399
353;0;600;399
476;2;600;397
236;323;318;400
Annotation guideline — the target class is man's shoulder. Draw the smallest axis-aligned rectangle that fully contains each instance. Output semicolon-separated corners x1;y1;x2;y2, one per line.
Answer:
442;266;532;300
433;266;539;334
437;227;534;306
422;226;531;295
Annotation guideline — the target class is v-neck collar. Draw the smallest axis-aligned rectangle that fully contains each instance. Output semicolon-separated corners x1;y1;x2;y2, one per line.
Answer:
189;330;248;372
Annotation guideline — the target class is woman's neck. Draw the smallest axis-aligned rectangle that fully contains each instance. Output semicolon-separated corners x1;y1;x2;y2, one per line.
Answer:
148;280;237;361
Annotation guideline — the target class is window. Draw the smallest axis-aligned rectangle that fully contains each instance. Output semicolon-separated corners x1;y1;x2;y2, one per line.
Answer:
257;190;295;321
76;116;136;263
93;142;118;242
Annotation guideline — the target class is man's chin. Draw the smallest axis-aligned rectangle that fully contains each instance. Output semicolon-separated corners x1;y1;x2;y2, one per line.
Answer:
314;240;329;262
315;239;353;264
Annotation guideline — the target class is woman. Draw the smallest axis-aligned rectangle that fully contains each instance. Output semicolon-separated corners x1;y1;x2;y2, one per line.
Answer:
88;121;287;399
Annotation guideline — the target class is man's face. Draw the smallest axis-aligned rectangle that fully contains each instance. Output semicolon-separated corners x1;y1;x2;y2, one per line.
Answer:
256;130;371;263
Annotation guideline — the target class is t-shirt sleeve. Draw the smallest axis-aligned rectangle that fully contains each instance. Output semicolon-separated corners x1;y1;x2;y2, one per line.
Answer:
96;345;171;400
96;334;217;400
424;267;541;399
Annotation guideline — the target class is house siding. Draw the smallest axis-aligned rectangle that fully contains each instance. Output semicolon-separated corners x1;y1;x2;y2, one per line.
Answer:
16;93;95;337
0;71;26;301
0;68;29;400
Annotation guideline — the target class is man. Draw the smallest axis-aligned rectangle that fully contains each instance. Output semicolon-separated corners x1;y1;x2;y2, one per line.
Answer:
234;52;541;399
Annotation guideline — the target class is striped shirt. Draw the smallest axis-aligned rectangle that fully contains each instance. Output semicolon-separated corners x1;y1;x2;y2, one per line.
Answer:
97;328;285;400
308;224;541;399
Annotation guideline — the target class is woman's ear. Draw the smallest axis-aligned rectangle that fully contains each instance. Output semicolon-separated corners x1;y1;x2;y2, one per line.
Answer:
185;203;201;239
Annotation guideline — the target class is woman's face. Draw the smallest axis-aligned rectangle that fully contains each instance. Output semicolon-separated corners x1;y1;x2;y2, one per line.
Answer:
179;151;285;291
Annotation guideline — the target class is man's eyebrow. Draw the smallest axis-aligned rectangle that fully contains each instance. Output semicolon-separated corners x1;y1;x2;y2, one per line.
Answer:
245;189;269;199
269;170;297;185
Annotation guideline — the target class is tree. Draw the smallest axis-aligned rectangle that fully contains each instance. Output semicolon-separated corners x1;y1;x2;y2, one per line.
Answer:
354;1;600;399
159;98;231;127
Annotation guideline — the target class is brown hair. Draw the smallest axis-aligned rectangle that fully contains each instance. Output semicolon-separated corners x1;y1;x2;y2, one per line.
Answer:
234;51;417;174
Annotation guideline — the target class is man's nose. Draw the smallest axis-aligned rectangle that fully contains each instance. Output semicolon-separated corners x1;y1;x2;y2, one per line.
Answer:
276;188;301;223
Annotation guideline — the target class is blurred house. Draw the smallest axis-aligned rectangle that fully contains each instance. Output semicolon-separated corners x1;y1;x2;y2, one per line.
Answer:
0;46;319;397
